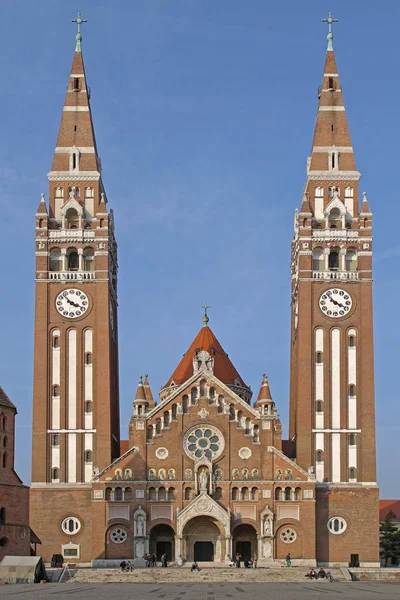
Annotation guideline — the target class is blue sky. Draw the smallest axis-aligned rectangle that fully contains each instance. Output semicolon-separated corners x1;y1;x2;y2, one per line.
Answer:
1;1;399;497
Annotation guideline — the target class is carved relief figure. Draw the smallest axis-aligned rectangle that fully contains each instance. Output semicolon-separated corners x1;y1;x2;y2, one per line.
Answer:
136;515;144;536
168;468;175;480
232;468;240;480
242;468;249;480
252;468;259;480
148;469;156;481
214;468;223;481
124;469;132;480
275;469;282;481
185;468;193;480
158;468;166;481
115;468;122;480
285;469;293;480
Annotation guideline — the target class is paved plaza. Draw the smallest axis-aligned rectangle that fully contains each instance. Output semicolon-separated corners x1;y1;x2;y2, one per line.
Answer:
0;582;399;600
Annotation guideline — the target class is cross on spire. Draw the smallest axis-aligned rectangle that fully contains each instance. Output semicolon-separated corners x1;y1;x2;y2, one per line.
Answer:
72;12;87;52
322;12;338;51
201;303;211;327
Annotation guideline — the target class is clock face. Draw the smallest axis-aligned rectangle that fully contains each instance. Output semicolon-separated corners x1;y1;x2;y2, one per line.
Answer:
319;288;352;318
55;289;89;319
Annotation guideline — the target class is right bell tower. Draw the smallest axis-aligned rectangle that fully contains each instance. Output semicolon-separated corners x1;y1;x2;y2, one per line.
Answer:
289;14;379;566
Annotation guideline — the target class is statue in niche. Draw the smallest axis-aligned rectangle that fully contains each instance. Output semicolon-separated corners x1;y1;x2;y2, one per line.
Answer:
136;515;145;537
263;515;273;537
199;469;208;492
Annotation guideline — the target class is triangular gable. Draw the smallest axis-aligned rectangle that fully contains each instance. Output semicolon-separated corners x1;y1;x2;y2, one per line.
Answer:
60;191;84;216
324;192;346;217
147;368;259;420
177;491;230;536
268;446;313;482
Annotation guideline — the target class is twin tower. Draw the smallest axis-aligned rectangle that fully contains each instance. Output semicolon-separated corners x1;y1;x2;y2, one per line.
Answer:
30;16;379;566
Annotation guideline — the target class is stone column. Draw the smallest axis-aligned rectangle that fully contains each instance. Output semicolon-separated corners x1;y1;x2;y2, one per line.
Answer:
175;535;182;560
61;248;67;271
78;248;83;271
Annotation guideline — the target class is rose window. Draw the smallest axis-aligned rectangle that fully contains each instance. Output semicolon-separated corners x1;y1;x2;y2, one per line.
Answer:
280;528;297;543
110;527;128;544
183;426;224;460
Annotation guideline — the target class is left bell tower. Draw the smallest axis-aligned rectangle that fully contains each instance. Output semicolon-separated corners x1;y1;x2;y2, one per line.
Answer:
31;13;120;503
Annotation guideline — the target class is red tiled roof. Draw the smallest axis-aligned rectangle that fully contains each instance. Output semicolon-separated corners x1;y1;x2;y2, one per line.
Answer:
0;386;16;410
120;440;129;456
379;500;400;521
164;326;247;389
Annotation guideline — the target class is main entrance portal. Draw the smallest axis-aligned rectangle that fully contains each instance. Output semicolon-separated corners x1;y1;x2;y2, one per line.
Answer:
182;516;224;562
194;541;214;562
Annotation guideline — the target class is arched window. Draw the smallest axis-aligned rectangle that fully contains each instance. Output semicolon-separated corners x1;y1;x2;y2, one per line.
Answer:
155;419;161;435
232;487;238;500
237;411;243;427
191;388;197;405
229;404;235;421
50;248;62;272
85;401;92;414
200;379;206;397
171;404;177;420
67;249;79;271
2;437;6;449
0;415;5;430
209;387;215;402
349;468;356;480
316;450;323;462
284;487;291;501
52;434;59;446
182;395;188;414
85;450;92;463
85;353;92;365
251;487;258;500
184;487;191;501
214;487;222;501
217;395;224;413
241;487;249;501
275;487;282;500
125;488;133;501
53;385;59;397
167;488;176;501
294;487;301;500
244;418;251;435
0;508;5;524
114;487;123;501
53;336;60;349
147;426;153;442
52;467;59;480
83;247;94;271
312;247;324;272
349;335;355;347
346;248;357;272
349;385;355;397
164;412;170;427
66;208;79;229
105;487;112;501
253;425;259;443
316;401;322;413
158;487;166;501
328;250;339;270
349;434;355;446
149;487;156;501
316;352;322;364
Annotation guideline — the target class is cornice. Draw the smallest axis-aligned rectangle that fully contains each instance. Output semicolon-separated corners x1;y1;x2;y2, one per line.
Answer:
48;170;101;182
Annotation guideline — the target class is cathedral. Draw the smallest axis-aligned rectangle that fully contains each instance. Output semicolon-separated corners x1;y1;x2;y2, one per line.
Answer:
30;14;380;567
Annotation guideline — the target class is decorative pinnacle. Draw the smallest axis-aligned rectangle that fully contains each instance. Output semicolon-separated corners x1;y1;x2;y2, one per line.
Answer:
72;12;87;52
201;303;211;327
322;12;338;51
40;193;45;203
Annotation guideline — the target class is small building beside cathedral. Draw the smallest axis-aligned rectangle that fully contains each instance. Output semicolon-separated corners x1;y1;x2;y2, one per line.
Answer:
29;15;380;567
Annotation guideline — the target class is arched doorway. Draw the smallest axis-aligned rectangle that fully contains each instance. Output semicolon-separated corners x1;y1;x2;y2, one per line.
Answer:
233;524;257;561
149;524;175;561
182;516;223;562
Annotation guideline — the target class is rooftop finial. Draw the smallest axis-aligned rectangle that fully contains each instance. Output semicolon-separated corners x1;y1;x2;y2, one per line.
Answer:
72;12;87;52
322;12;338;51
201;303;211;327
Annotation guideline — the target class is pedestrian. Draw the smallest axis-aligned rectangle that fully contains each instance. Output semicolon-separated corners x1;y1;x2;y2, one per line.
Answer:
191;561;200;572
161;553;168;568
253;553;257;568
235;553;241;568
151;553;156;567
176;554;183;567
120;560;126;572
285;553;292;567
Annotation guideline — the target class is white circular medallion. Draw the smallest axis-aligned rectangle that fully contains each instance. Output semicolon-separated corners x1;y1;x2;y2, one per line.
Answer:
110;527;128;544
239;447;252;460
61;517;81;535
156;447;169;460
280;528;297;544
55;288;89;319
183;425;224;461
327;517;347;535
319;288;352;318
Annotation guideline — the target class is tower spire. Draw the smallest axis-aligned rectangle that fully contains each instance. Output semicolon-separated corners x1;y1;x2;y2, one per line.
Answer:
201;303;210;327
72;12;87;52
322;12;338;51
